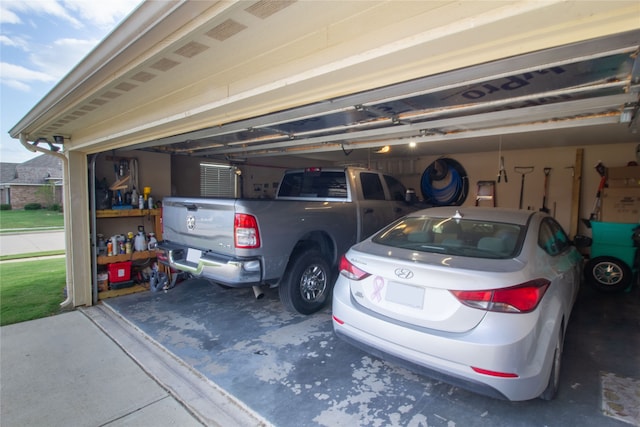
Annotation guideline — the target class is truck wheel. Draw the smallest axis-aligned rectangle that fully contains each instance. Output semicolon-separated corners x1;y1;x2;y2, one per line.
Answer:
280;249;332;315
584;256;632;292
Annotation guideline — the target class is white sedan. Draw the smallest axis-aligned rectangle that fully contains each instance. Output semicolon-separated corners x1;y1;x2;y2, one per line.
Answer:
332;206;582;401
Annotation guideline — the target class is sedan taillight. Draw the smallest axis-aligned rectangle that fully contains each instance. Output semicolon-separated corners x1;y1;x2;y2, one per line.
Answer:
450;279;550;313
339;255;371;280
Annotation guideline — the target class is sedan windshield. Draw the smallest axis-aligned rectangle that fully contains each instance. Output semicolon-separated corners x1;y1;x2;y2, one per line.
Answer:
372;216;524;259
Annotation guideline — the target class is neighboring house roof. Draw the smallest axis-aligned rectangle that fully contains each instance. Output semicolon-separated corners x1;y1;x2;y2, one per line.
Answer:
0;154;63;185
0;163;19;185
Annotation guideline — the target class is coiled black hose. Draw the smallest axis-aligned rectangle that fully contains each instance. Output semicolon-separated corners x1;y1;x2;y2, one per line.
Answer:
421;158;469;206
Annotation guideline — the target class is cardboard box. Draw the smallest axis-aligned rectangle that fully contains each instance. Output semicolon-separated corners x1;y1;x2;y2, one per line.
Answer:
108;261;132;283
607;166;640;188
601;188;640;223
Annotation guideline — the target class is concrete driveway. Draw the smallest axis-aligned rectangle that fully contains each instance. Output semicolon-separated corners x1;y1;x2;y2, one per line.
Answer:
103;277;640;427
2;229;637;426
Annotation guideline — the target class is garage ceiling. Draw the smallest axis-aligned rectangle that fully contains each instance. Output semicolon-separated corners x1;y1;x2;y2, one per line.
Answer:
10;1;640;163
139;31;640;163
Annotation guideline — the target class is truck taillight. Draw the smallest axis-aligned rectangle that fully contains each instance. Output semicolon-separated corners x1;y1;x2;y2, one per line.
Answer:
234;213;260;248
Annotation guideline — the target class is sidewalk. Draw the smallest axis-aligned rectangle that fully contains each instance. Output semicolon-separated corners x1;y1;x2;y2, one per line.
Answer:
0;307;266;427
0;229;65;256
0;310;205;426
0;229;266;427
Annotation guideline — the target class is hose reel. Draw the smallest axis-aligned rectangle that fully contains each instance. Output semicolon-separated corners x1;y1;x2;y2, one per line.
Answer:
420;158;469;206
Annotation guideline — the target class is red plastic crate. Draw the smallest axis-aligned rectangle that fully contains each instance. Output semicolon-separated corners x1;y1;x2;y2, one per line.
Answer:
108;261;132;283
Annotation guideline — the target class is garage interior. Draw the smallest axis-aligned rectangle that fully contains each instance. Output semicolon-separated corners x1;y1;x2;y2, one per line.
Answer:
7;1;640;425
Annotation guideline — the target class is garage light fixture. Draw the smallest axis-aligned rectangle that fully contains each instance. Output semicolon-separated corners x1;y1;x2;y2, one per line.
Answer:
32;137;61;152
620;104;639;133
53;135;68;145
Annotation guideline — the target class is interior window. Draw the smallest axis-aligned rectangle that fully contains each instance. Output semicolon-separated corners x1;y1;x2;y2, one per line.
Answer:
278;171;347;198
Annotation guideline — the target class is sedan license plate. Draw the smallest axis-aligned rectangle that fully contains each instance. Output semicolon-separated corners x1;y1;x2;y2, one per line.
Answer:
186;248;202;264
386;281;424;309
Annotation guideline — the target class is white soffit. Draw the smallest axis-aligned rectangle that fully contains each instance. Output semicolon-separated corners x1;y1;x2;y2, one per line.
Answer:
9;1;640;158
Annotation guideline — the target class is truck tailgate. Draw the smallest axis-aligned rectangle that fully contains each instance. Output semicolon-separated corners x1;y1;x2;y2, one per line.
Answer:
162;197;236;256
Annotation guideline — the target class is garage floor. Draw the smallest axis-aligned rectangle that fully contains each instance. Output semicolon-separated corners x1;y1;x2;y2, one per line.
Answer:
104;277;640;427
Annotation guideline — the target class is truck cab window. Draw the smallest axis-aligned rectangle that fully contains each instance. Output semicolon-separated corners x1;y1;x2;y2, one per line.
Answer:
360;172;385;200
384;175;407;201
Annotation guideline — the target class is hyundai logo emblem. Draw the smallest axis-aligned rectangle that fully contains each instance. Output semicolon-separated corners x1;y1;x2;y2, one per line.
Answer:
186;215;196;231
394;268;414;279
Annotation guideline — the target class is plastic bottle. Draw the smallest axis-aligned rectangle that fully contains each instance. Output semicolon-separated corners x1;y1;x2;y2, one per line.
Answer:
147;232;157;250
97;234;106;255
107;240;113;256
134;226;146;251
138;194;144;210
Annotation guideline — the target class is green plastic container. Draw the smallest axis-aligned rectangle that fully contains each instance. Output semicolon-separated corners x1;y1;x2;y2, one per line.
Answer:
590;221;638;269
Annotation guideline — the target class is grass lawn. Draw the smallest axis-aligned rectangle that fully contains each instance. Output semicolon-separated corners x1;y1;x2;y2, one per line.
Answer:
0;258;66;326
0;209;64;232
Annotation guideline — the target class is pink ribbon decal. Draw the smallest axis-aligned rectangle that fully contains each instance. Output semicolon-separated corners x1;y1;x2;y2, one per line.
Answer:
371;276;384;302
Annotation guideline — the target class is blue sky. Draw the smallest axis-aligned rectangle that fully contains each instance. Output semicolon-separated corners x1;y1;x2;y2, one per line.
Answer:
1;0;142;163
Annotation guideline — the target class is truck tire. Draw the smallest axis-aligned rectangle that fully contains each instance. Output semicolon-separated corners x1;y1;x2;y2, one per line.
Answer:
280;249;332;314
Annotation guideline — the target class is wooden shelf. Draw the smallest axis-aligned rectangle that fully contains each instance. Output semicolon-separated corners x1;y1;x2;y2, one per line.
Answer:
98;283;148;299
97;250;157;265
96;208;161;218
96;208;162;241
95;208;162;300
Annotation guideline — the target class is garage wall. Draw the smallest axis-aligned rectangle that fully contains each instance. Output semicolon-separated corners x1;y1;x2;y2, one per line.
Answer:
381;142;638;235
171;156;202;198
165;142;638;237
171;155;335;199
93;151;171;238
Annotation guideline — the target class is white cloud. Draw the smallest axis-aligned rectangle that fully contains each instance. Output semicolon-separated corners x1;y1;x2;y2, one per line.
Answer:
30;37;100;79
1;62;57;84
2;79;31;92
0;34;30;50
0;0;82;28
0;6;21;24
63;0;141;29
0;62;58;91
0;0;140;30
0;0;142;88
0;0;143;164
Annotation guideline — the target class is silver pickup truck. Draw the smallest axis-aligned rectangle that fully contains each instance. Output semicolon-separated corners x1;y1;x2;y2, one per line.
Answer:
157;167;420;314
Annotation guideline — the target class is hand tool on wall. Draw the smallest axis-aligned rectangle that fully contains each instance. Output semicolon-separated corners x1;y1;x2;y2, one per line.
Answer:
497;156;508;183
514;166;534;209
589;162;607;222
540;167;551;213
